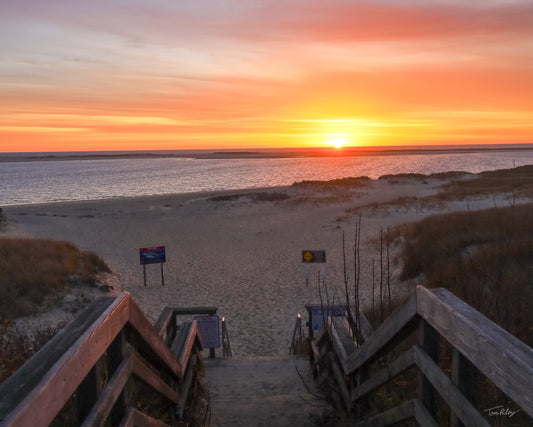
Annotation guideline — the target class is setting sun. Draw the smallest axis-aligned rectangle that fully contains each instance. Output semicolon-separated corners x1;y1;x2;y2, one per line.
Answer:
326;137;348;149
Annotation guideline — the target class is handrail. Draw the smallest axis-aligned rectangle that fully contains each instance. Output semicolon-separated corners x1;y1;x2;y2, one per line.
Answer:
0;292;204;426
312;285;533;425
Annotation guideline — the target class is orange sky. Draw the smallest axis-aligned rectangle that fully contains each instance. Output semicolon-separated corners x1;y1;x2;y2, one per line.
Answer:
1;1;533;152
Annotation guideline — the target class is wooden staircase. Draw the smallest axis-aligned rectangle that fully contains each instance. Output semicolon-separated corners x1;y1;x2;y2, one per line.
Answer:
0;293;204;426
204;355;324;427
310;285;533;425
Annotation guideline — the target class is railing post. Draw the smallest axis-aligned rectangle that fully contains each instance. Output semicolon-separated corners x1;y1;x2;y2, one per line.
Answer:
418;318;439;417
451;348;477;427
222;317;232;357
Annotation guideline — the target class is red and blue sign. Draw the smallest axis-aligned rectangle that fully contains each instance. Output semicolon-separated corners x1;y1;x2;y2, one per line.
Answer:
139;246;166;265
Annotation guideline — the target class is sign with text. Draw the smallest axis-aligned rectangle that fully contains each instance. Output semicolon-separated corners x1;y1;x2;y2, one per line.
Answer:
139;246;166;265
194;315;221;349
309;305;346;331
302;250;326;263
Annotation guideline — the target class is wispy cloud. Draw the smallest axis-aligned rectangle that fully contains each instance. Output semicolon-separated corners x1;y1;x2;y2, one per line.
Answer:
1;0;533;150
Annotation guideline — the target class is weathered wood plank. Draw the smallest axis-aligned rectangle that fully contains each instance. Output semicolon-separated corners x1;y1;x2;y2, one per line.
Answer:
413;346;490;427
418;318;439;417
330;320;350;368
413;398;438;427
331;317;357;365
348;308;374;342
345;290;418;375
154;307;175;342
131;352;179;404
331;359;351;414
81;355;133;426
0;293;130;427
128;297;184;378
176;354;197;419
178;322;202;375
171;322;192;359
417;286;533;418
119;407;171;427
354;399;414;427
451;348;477;427
171;307;217;316
351;346;415;403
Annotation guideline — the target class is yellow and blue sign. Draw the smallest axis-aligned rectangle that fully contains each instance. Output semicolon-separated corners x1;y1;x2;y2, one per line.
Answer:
302;250;326;263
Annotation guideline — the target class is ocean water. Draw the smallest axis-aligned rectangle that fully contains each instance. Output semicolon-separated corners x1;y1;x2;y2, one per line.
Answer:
2;148;533;205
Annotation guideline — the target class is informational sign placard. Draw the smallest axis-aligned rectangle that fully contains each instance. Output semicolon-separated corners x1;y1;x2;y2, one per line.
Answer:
302;250;326;263
139;245;166;286
194;315;221;349
139;246;166;265
309;305;346;331
302;249;327;286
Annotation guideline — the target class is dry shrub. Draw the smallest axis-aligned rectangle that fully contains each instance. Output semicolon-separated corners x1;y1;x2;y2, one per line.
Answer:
397;203;533;345
378;173;427;181
0;323;63;383
0;237;110;320
0;208;6;230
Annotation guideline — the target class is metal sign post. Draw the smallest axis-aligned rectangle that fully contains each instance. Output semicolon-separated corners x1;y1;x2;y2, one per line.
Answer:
301;249;327;286
139;246;166;286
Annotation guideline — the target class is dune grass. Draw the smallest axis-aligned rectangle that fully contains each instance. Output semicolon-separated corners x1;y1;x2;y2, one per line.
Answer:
394;203;533;345
0;237;110;321
292;176;373;190
439;164;533;200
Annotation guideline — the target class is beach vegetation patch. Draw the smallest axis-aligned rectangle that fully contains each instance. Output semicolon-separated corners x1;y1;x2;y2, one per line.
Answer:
0;237;111;320
378;173;427;181
0;323;62;383
209;192;291;203
208;193;244;202
292;176;372;190
395;203;533;345
0;208;6;230
248;192;291;202
439;164;533;200
379;171;471;181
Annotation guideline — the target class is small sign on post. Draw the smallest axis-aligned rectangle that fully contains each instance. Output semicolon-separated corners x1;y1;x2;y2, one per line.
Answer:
302;250;326;263
139;246;166;286
305;304;346;339
302;249;327;286
195;315;221;358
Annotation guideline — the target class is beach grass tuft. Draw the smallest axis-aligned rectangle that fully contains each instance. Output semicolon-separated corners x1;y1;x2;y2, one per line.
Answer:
439;164;533;200
0;237;111;320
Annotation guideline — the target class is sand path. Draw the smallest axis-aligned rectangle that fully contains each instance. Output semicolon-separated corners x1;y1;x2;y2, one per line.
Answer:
3;178;496;355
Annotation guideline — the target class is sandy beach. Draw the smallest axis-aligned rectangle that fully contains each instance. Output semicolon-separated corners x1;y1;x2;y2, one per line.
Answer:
1;175;512;356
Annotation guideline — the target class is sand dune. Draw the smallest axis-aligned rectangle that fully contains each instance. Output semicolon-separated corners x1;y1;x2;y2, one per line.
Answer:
2;176;507;356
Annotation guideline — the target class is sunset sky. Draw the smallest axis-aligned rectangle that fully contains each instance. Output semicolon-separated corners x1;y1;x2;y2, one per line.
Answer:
1;0;533;152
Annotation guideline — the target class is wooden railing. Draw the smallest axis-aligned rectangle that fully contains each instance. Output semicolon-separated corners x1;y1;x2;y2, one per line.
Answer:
311;285;533;426
0;292;204;426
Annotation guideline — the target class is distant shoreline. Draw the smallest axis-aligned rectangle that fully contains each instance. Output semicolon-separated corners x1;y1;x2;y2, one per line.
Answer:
2;144;533;162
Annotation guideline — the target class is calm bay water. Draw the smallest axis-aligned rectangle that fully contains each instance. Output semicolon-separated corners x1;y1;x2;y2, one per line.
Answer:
2;149;533;205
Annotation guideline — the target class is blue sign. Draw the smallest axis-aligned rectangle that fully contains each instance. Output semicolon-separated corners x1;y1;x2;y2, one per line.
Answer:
139;246;166;265
194;315;221;348
310;305;346;331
